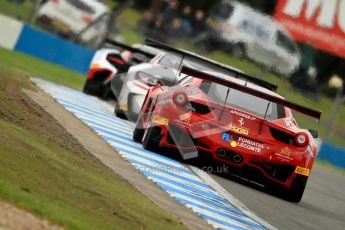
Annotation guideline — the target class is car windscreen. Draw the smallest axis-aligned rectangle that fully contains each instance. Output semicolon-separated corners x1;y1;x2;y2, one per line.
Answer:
158;53;182;69
159;53;240;75
156;73;178;86
200;81;285;120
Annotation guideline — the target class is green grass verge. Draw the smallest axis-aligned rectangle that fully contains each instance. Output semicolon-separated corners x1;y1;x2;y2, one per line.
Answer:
0;117;185;229
0;119;184;230
0;57;185;229
0;0;32;20
0;47;85;90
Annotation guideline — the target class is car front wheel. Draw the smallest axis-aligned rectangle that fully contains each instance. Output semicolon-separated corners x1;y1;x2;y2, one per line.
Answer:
133;117;144;143
115;106;127;119
142;126;161;152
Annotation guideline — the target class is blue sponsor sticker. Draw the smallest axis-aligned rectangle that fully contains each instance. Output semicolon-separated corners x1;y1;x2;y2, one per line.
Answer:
221;133;231;142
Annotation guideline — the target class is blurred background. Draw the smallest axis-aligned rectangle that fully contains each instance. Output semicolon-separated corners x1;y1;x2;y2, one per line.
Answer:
0;0;344;152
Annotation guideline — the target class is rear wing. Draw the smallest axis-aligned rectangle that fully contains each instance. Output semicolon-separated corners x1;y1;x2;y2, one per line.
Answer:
105;38;157;59
181;66;322;120
145;38;278;92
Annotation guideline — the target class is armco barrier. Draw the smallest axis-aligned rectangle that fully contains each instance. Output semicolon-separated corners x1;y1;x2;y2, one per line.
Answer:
318;143;345;169
15;25;95;74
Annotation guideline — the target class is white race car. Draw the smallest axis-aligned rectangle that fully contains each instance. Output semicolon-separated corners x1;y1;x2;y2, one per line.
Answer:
112;52;181;120
83;39;160;99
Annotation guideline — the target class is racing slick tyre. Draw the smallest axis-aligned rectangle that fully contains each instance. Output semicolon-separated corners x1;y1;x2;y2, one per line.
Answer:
101;84;115;100
115;106;127;119
83;79;103;97
133;117;144;143
285;175;308;203
143;126;161;152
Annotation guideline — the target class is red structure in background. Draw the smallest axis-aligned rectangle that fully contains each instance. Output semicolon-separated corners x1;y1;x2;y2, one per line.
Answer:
274;0;345;58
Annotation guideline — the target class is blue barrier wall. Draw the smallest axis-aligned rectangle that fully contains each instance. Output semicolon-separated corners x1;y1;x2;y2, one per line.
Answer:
15;25;95;74
318;143;345;169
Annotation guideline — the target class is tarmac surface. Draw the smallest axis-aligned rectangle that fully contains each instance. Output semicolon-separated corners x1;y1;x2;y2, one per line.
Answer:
211;165;345;230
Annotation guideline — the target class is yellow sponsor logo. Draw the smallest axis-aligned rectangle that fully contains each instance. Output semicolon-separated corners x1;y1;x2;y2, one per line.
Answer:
280;147;291;156
229;124;249;135
152;115;169;126
230;141;237;148
119;104;128;111
295;166;310;176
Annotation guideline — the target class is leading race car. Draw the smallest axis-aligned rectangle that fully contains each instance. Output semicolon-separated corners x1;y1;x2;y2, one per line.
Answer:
112;39;272;121
111;51;181;120
133;65;321;202
83;39;160;99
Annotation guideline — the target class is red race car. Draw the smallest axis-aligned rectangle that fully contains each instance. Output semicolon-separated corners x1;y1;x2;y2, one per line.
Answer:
133;65;321;203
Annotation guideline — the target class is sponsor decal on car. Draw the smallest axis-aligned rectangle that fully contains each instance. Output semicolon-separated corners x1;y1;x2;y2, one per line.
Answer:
157;98;173;105
238;118;245;126
230;110;256;121
229;123;249;135
230;141;237;147
295;166;310;176
221;132;231;142
119;103;128;111
179;112;191;125
275;147;293;162
152;115;169;126
232;137;263;153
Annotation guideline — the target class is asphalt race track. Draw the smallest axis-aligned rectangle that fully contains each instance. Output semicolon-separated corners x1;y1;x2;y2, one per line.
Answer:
35;79;345;230
211;166;345;230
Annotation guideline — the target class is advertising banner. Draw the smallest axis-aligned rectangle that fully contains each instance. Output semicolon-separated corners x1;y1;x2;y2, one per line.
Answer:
274;0;345;58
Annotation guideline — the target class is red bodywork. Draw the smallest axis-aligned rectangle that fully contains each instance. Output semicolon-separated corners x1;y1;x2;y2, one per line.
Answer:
138;67;320;189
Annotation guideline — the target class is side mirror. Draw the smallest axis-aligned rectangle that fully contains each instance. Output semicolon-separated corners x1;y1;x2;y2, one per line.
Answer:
309;130;318;138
